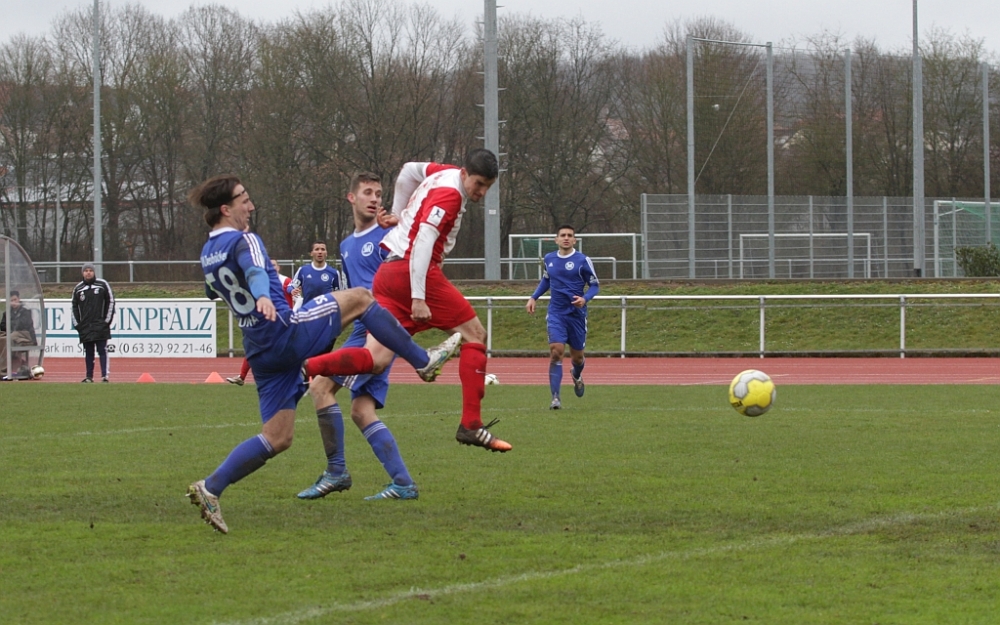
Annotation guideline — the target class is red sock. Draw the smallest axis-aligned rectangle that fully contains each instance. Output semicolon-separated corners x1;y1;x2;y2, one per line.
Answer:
458;343;487;429
239;358;251;380
305;348;374;377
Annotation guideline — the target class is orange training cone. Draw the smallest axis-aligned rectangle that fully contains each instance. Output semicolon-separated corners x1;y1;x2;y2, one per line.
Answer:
137;372;156;383
204;371;225;384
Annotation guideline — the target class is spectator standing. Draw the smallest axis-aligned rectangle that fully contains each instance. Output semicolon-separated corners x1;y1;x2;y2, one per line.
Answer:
72;263;115;383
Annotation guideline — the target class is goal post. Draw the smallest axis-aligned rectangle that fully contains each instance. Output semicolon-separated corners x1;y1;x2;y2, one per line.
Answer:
738;232;872;279
508;233;642;280
932;200;1000;277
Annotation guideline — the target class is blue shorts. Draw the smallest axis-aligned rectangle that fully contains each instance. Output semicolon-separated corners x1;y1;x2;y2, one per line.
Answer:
331;322;394;410
249;293;344;422
546;311;588;351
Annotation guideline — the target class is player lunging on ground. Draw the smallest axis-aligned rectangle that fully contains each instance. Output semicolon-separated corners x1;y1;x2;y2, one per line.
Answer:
525;225;600;409
304;149;511;452
186;175;460;533
298;172;420;501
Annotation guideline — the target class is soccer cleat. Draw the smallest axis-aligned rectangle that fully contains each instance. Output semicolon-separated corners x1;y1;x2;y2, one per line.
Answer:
415;332;462;382
455;419;512;453
186;480;228;534
296;470;353;499
364;482;419;501
573;374;585;397
226;376;245;386
550;395;561;410
101;377;109;383
81;378;93;383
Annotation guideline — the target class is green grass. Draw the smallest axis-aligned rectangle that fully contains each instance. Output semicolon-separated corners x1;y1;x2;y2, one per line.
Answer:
2;383;999;624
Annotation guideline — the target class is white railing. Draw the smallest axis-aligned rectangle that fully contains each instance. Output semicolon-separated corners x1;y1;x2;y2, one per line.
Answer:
221;293;1000;359
33;256;625;282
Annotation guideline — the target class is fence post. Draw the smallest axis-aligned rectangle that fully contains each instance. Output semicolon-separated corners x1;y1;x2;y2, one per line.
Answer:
620;296;627;358
486;297;493;357
228;307;234;358
899;295;906;359
759;296;766;358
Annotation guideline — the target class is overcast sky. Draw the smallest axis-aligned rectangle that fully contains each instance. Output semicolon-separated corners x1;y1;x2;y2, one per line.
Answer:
3;0;998;55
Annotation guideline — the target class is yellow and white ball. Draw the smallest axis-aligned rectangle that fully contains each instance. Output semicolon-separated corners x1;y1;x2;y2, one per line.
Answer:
728;369;775;417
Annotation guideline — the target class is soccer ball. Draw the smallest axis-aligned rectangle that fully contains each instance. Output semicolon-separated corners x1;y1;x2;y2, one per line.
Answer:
484;373;499;385
30;365;45;380
728;369;775;417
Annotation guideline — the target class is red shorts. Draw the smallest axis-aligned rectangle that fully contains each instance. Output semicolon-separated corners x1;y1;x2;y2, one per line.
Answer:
372;260;477;335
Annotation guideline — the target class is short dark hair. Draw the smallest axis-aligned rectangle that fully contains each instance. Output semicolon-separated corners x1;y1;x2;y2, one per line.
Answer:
311;240;327;250
350;172;381;194
556;224;576;235
188;174;242;227
464;148;499;180
9;290;20;298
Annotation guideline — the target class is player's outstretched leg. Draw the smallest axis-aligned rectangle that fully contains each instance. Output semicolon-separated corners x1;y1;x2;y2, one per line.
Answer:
455;418;511;453
187;480;228;534
298;470;352;499
365;483;419;500
455;343;511;452
572;366;585;397
415;332;462;382
298;404;352;499
357;302;459;381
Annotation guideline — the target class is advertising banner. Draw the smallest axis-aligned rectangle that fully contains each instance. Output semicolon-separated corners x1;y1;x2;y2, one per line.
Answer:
44;299;217;358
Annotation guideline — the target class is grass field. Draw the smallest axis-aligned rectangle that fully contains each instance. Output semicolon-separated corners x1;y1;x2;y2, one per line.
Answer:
2;382;999;624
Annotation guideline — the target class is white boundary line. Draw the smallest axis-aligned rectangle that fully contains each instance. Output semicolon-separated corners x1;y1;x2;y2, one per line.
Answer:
213;506;990;625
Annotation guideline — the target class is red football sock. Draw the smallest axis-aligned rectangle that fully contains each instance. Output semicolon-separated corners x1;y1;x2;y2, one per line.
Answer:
458;342;487;430
305;348;374;377
239;358;251;380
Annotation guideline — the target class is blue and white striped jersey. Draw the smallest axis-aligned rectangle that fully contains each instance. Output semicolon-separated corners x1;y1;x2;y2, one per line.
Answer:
200;227;290;356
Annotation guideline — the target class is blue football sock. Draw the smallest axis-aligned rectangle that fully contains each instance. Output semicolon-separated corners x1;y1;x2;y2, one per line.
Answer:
572;359;585;380
205;434;275;497
358;302;428;369
317;404;346;475
362;420;413;486
549;360;562;397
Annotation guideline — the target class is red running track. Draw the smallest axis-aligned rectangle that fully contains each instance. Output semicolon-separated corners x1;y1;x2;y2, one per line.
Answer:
20;356;1000;385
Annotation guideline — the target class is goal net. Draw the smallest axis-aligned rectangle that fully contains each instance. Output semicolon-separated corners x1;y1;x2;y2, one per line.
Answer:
1;235;46;380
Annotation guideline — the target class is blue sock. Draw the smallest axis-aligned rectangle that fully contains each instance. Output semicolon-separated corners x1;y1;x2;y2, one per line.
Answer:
317;404;346;475
572;359;585;380
358;302;428;369
205;434;275;496
549;360;562;397
362;420;413;486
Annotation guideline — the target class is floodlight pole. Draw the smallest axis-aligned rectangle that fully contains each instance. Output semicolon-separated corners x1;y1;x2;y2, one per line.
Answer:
912;0;925;277
686;36;695;279
483;0;500;280
984;62;992;245
92;0;103;278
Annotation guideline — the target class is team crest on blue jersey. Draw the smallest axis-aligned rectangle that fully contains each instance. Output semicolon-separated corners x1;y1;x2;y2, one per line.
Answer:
362;242;375;256
321;273;330;282
565;261;575;270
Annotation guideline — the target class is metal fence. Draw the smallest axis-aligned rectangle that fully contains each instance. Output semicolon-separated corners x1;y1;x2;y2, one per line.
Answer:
210;293;1000;358
642;194;999;279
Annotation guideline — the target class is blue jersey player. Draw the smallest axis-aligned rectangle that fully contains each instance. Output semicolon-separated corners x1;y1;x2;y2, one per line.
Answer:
297;172;419;501
526;225;600;410
287;241;340;303
185;174;461;533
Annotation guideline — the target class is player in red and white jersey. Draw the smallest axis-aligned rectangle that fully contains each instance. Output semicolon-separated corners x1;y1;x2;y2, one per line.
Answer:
376;149;511;452
304;150;508;451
